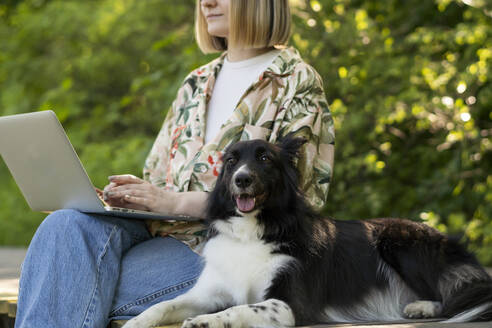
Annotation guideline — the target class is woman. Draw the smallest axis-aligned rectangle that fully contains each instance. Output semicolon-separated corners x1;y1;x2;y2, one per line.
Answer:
15;0;334;327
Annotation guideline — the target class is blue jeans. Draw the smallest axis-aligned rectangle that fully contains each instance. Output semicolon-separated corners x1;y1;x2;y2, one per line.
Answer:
14;209;204;328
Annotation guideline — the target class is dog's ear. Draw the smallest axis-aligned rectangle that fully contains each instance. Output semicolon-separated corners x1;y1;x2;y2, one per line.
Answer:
206;149;236;220
278;133;307;164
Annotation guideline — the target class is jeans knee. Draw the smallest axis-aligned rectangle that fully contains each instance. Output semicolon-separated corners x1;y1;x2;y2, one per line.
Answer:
40;208;84;230
35;209;111;243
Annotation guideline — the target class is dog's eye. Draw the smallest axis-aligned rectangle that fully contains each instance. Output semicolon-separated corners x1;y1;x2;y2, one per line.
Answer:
226;158;237;166
259;154;268;162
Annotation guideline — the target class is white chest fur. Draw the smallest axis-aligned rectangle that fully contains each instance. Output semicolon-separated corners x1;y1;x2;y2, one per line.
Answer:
199;215;294;305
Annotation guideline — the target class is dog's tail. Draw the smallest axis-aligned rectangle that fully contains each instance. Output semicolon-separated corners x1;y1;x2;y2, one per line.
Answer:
438;239;492;322
443;281;492;322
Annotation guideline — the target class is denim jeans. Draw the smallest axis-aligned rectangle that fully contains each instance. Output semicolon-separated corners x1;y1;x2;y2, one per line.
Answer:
14;209;204;328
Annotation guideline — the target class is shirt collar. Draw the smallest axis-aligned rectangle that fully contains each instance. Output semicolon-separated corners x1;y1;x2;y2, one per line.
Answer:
203;46;301;80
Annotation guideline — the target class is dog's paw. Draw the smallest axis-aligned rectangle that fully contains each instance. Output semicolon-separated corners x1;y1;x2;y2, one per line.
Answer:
404;300;442;319
181;313;232;328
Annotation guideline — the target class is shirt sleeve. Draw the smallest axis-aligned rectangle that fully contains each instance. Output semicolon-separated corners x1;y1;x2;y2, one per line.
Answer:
277;66;335;210
142;104;175;187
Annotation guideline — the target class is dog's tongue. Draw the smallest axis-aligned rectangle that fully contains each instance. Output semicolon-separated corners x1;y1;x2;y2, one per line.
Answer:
236;195;255;212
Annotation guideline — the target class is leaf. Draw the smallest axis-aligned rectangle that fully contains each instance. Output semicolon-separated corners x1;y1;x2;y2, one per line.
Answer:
193;163;208;174
217;125;244;150
253;98;269;124
178;145;187;158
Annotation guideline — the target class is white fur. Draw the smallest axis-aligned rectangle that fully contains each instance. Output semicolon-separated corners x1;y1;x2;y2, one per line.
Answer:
323;262;417;322
404;301;443;319
182;299;295;328
232;164;250;179
438;264;486;300
437;264;492;323
445;301;492;323
123;212;295;328
203;213;295;304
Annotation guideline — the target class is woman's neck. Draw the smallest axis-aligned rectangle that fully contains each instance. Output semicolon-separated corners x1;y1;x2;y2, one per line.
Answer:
226;46;275;62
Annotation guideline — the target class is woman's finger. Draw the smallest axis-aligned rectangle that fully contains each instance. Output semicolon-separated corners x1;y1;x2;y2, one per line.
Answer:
102;191;127;207
107;183;158;199
104;187;151;201
123;194;151;210
103;182;122;201
108;174;144;185
102;190;148;211
114;188;148;198
103;182;118;192
107;183;150;195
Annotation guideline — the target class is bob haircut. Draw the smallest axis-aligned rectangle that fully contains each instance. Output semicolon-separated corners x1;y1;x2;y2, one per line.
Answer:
195;0;291;53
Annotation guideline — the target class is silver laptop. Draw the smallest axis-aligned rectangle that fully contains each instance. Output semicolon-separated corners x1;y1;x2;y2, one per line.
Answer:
0;110;202;221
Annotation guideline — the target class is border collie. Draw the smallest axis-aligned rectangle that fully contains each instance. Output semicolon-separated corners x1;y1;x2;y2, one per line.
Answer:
124;136;492;328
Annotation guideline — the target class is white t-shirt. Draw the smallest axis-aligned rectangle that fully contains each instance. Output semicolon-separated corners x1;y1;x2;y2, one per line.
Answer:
204;49;281;143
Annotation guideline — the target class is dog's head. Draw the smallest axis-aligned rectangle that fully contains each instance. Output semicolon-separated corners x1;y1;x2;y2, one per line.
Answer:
207;134;307;220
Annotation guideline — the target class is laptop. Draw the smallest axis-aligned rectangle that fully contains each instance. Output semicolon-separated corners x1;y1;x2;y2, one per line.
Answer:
0;110;202;221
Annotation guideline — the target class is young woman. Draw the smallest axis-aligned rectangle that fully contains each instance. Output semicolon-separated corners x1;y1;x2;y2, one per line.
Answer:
14;0;334;327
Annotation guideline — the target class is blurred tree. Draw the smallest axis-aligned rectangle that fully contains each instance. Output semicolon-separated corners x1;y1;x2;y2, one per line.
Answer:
290;0;492;263
0;0;491;264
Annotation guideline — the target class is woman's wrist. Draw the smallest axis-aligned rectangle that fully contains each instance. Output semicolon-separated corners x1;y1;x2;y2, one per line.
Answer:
171;191;208;218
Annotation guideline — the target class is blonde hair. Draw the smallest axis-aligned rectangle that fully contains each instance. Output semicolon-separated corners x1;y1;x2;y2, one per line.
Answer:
195;0;291;53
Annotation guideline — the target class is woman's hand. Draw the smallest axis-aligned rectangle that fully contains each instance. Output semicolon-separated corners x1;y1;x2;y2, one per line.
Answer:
102;174;176;213
102;174;208;218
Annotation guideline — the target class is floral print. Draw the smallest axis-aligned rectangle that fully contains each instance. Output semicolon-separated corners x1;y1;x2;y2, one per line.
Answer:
143;47;335;251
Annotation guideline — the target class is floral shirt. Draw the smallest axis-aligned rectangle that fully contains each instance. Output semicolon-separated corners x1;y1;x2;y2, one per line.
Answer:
143;47;335;251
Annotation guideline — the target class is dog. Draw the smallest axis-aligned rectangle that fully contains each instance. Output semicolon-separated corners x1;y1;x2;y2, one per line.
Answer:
123;136;492;328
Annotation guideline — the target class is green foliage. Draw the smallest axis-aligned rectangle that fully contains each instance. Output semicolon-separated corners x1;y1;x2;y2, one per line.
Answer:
292;0;492;264
1;0;491;264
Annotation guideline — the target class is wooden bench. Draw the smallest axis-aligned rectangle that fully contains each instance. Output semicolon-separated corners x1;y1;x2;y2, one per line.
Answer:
110;321;180;328
102;319;492;328
0;296;16;328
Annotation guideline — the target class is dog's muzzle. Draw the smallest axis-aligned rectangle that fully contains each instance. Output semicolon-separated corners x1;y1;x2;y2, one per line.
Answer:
231;169;257;213
234;172;252;189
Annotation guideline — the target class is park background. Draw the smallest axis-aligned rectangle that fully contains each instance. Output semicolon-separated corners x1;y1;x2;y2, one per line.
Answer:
0;0;491;264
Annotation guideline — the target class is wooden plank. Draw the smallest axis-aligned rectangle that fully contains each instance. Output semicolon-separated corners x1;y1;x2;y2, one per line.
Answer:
110;320;126;328
0;316;15;328
110;321;181;328
303;318;444;327
0;280;20;298
7;300;16;318
111;319;492;328
0;301;8;315
0;297;17;315
303;322;492;327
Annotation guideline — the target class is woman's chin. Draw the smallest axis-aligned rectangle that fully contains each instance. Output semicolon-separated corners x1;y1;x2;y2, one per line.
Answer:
207;27;228;39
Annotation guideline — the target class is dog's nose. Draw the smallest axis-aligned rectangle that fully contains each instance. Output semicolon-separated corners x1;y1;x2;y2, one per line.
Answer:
235;173;253;188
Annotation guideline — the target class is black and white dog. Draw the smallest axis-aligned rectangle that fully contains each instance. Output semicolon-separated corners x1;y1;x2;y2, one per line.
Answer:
124;136;492;328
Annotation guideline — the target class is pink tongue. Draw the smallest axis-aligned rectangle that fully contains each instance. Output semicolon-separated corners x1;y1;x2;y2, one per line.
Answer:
236;196;255;212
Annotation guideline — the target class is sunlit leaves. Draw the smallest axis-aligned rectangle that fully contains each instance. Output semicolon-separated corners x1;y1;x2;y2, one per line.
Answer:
355;9;369;30
292;0;492;264
310;0;322;12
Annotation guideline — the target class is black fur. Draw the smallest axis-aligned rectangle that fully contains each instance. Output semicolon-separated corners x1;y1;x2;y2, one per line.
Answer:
206;135;492;325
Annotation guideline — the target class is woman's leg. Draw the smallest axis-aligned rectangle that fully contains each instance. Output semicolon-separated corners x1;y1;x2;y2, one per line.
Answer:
109;236;204;320
15;209;151;328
